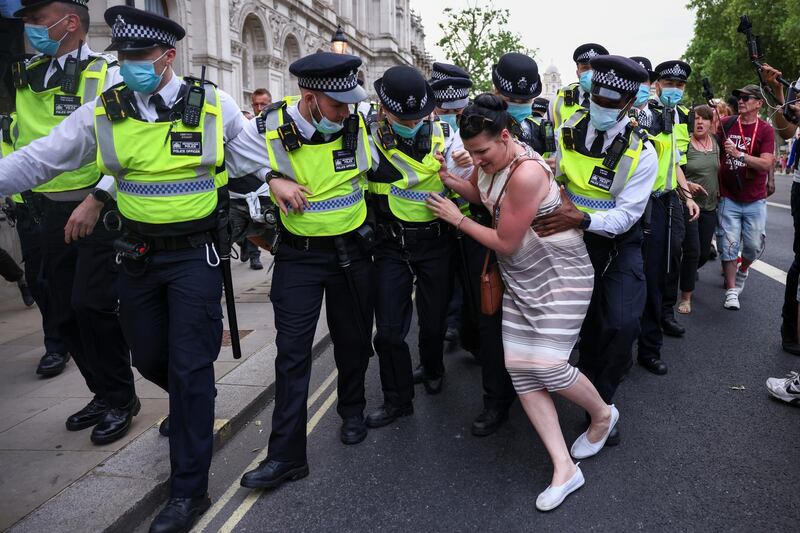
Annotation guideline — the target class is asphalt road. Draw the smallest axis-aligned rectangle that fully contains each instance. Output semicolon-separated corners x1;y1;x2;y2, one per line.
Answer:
140;174;799;532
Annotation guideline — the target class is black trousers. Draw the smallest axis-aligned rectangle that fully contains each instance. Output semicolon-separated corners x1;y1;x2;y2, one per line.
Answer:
267;238;373;463
118;247;222;498
14;203;66;354
0;246;23;282
639;193;685;359
460;234;515;411
40;197;134;407
667;208;718;296
782;182;800;339
373;233;453;407
659;194;688;321
579;226;646;404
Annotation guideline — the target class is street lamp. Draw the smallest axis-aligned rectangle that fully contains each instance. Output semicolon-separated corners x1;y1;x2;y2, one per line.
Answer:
331;25;348;54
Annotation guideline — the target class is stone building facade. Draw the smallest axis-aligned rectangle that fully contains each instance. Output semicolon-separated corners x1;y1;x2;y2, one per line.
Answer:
541;63;562;102
85;0;432;108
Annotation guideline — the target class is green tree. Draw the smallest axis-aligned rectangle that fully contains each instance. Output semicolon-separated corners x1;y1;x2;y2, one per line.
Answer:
435;3;536;94
683;0;799;107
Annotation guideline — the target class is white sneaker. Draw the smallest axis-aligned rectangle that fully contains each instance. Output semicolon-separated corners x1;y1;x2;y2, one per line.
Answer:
535;464;585;512
766;372;800;406
723;288;740;310
735;268;749;294
570;404;619;459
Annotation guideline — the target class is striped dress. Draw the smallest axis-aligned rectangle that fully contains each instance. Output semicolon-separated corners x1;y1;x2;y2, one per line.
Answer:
477;146;595;394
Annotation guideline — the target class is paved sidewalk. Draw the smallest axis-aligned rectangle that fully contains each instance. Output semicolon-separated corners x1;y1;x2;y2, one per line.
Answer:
0;238;328;531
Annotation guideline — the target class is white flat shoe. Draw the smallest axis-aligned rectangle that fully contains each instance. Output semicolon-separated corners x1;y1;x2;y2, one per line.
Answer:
570;404;619;460
535;464;584;512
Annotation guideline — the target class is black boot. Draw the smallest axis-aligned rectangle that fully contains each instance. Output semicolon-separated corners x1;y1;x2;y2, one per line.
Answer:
65;398;109;431
159;415;170;437
37;352;70;377
471;408;509;437
340;416;367;445
91;397;141;445
249;255;263;270
661;317;686;337
638;357;668;375
240;459;309;490
365;403;413;428
18;280;34;307
148;495;211;533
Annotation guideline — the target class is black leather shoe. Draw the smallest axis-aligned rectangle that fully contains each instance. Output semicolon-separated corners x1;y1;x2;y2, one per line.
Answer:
36;352;70;377
249;255;263;270
66;398;109;431
412;364;424;385
638;357;668;375
91;397;141;445
604;424;621;447
423;375;444;395
661;317;686;337
149;495;211;533
340;416;367;445
471;408;509;437
240;459;309;489
18;280;35;307
444;326;459;343
365;403;413;428
159;415;170;437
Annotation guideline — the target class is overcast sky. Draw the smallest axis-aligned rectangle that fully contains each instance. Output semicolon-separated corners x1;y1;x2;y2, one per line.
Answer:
411;0;696;83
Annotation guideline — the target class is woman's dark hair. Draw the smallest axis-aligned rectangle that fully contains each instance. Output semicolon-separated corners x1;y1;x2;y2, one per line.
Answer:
458;93;510;140
693;104;713;121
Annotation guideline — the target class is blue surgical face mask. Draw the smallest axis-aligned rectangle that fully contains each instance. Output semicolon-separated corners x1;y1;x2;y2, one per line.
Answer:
507;102;532;123
311;96;344;134
120;50;169;93
439;113;459;131
659;87;684;107
589;100;622;132
391;119;424;139
24;15;69;56
579;70;593;92
634;83;651;107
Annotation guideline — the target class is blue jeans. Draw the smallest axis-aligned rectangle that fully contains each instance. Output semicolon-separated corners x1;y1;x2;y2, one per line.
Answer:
715;197;766;262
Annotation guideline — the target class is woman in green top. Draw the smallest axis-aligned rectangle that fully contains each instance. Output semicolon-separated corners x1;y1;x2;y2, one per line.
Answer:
677;105;720;313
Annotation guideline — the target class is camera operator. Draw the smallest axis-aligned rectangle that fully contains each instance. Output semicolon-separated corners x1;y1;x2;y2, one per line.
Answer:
761;65;800;354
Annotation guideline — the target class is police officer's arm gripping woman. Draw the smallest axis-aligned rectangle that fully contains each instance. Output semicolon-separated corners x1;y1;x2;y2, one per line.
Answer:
0;6;253;532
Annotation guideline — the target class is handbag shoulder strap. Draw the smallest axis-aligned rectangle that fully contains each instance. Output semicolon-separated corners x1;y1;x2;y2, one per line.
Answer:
491;154;534;229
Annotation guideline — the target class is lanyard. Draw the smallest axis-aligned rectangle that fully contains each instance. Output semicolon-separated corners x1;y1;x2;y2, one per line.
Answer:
736;116;759;157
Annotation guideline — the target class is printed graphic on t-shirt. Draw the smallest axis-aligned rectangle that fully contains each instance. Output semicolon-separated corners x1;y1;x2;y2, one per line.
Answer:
724;133;751;171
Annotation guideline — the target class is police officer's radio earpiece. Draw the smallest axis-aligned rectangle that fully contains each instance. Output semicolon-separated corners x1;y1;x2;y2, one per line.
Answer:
541;120;556;153
60;41;82;94
182;66;206;128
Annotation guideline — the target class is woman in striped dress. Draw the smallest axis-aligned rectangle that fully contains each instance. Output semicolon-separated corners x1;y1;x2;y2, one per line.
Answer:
427;94;618;511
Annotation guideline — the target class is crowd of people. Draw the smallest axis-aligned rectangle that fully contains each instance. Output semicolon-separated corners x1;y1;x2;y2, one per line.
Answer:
1;1;800;532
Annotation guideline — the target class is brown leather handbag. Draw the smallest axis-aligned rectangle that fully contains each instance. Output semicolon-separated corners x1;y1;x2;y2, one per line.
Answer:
479;154;532;315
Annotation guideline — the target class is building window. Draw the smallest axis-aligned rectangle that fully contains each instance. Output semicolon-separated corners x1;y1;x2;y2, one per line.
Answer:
145;0;168;17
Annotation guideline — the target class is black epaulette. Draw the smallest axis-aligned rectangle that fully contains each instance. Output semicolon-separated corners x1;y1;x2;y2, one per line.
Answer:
440;120;450;138
87;52;120;66
256;101;286;135
182;75;217;88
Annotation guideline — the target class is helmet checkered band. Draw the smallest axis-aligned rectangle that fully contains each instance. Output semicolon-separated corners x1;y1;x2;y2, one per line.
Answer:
71;0;88;6
434;85;468;102
112;15;177;47
576;49;599;62
431;70;449;81
662;64;688;78
592;69;639;93
494;70;514;93
378;83;427;113
298;70;358;92
494;69;537;95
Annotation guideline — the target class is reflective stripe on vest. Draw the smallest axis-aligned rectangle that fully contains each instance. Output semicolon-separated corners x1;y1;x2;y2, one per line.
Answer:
262;101;371;236
369;121;445;223
94;81;224;225
14;58;109;193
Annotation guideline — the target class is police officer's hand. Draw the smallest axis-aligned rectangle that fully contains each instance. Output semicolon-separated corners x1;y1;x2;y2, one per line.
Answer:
452;149;473;168
269;177;311;215
64;195;103;243
532;186;584;237
685;198;700;222
425;192;462;226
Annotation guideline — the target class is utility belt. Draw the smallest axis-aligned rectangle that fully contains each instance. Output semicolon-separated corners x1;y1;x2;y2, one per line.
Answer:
113;230;214;261
376;219;450;246
279;229;360;252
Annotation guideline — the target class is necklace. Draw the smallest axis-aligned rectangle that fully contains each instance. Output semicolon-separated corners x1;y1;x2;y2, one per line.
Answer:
692;134;712;153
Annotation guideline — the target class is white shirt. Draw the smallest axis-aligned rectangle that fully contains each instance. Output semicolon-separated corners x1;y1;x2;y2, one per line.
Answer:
0;71;246;196
443;128;473;181
555;115;658;238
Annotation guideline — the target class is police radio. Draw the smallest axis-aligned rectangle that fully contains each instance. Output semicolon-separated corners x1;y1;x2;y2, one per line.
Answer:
60;41;81;94
11;61;27;89
277;122;302;152
662;108;674;134
182;66;206;128
0;116;11;144
541;120;556;153
376;122;397;150
342;114;359;152
602;133;628;169
564;87;579;107
101;89;129;121
414;121;431;153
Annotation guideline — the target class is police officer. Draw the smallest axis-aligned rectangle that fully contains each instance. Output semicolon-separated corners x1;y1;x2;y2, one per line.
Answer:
549;43;610;129
534;55;658;447
9;0;137;444
636;60;699;375
227;53;374;489
432;64;516;435
430;62;473;355
366;66;453;426
531;97;549;120
0;5;253;530
629;57;657;125
492;53;551;155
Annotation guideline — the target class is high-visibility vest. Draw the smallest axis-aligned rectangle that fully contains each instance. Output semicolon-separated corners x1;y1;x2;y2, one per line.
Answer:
551;82;586;130
262;99;371;236
557;109;647;214
0;115;21;203
94;79;226;227
14;54;112;193
649;105;690;192
368;121;445;223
